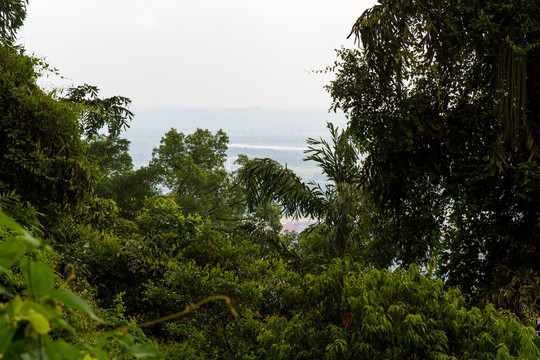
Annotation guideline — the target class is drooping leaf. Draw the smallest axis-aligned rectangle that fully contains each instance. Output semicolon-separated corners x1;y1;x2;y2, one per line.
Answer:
0;237;25;271
0;326;16;355
27;308;51;334
53;317;77;336
84;344;109;360
124;344;159;359
29;261;54;297
46;340;88;360
50;289;100;321
0;211;41;248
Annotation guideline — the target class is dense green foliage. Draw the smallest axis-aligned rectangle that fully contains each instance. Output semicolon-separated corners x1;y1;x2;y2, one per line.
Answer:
0;0;26;43
240;123;364;258
88;135;158;219
0;211;158;359
327;0;540;298
0;45;93;216
149;128;243;220
1;0;539;359
62;84;133;139
257;259;539;359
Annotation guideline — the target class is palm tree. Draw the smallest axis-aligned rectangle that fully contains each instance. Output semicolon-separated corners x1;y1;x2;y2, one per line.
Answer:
239;123;363;258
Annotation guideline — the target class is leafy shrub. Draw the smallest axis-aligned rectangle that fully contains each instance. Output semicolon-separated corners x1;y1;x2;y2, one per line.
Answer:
256;258;540;359
0;210;157;359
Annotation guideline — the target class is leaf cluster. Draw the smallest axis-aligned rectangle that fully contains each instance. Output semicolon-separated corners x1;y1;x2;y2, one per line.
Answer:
256;258;540;359
0;211;158;359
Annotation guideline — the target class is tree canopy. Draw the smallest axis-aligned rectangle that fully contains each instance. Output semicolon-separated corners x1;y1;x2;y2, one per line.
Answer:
1;1;539;359
0;45;93;214
150;128;242;219
327;0;540;295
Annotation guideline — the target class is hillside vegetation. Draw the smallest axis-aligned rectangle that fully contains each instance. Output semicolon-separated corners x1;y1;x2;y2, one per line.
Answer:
1;1;539;359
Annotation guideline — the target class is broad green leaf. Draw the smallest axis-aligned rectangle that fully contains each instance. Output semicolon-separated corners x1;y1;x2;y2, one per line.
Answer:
29;261;55;297
22;234;45;249
46;340;85;360
27;308;51;334
12;295;24;315
0;237;25;271
20;257;31;295
0;211;42;248
53;317;77;335
0;210;25;234
50;289;100;321
124;344;160;359
85;345;109;360
0;325;16;355
21;301;55;320
82;353;100;360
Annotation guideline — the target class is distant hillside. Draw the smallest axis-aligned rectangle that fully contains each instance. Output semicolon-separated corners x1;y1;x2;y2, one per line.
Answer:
124;107;347;180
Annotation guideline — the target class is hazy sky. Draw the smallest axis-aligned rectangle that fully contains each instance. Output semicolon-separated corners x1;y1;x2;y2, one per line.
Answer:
18;0;375;109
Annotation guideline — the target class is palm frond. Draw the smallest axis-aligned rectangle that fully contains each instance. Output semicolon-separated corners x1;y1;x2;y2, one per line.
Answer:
0;189;21;210
240;123;366;258
305;123;362;186
239;158;326;219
